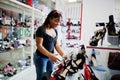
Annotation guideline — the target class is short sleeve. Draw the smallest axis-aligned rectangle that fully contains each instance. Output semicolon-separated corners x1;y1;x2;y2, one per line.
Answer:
36;26;45;38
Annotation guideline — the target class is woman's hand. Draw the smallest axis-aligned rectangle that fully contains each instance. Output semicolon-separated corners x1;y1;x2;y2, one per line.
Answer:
49;53;61;64
62;55;68;60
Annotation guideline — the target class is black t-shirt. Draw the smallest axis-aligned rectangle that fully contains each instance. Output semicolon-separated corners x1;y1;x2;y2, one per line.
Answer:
35;26;58;58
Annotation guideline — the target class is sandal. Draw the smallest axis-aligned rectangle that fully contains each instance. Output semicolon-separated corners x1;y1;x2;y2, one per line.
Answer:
68;53;85;74
55;74;65;80
89;26;106;46
67;59;78;74
76;53;86;69
54;65;70;80
89;52;106;71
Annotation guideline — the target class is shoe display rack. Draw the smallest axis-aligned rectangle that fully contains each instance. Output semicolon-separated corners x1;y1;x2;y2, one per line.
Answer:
86;46;120;80
61;18;81;49
60;2;83;49
0;0;47;80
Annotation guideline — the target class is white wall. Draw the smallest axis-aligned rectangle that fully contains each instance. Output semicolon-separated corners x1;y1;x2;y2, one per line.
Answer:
54;0;65;45
81;0;115;46
55;0;119;46
115;0;120;22
55;1;82;23
55;0;66;21
64;3;81;20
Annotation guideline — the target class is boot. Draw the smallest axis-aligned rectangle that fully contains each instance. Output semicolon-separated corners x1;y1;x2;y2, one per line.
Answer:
106;15;117;35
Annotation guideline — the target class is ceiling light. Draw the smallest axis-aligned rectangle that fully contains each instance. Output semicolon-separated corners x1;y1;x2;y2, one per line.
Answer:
68;0;77;2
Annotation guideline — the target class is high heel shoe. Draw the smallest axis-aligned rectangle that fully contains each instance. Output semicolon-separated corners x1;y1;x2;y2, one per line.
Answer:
106;15;117;35
57;53;85;79
54;65;71;80
79;45;86;55
67;53;86;75
67;59;79;74
52;58;72;80
89;51;106;71
52;53;86;80
89;26;106;46
76;53;86;69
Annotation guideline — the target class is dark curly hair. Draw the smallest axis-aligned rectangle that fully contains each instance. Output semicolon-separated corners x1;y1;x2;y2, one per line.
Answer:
42;10;62;27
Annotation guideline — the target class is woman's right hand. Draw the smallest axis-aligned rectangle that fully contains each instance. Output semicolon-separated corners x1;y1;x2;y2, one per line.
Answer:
49;53;61;63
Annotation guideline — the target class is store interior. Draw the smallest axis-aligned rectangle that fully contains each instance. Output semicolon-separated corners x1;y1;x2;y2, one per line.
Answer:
0;0;120;80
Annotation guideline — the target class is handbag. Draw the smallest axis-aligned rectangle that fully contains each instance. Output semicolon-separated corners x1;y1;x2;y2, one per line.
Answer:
110;74;120;80
108;52;120;70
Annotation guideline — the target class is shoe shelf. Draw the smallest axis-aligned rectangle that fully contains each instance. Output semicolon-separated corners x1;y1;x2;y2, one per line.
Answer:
64;18;80;38
87;25;120;50
0;0;45;80
0;0;47;16
86;45;120;51
0;46;34;80
86;46;120;80
0;0;33;11
61;19;81;49
1;65;35;80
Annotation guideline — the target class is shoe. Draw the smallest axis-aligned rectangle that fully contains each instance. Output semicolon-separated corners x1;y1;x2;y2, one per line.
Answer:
53;59;71;80
67;59;78;74
79;45;86;55
76;53;86;69
3;63;15;77
89;26;106;46
53;53;85;79
106;15;117;35
55;74;65;80
89;53;97;66
68;53;86;74
54;65;70;80
89;52;106;71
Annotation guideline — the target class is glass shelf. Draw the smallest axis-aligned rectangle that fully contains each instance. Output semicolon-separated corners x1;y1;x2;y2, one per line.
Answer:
86;45;120;50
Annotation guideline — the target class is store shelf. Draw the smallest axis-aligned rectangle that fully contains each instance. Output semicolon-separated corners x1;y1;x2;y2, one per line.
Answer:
0;0;47;17
0;0;44;79
8;65;35;80
39;0;56;9
0;0;33;12
86;45;120;50
0;0;55;79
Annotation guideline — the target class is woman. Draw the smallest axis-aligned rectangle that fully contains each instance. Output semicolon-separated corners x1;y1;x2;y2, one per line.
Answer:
33;10;65;80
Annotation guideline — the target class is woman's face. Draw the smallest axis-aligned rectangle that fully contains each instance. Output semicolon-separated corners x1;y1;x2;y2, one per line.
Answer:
49;17;61;28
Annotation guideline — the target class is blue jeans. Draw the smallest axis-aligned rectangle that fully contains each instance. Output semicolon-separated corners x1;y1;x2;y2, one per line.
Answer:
33;53;54;80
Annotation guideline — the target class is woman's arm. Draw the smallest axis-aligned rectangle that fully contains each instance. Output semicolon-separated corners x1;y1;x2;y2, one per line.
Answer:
36;37;60;63
55;42;64;57
36;37;51;57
